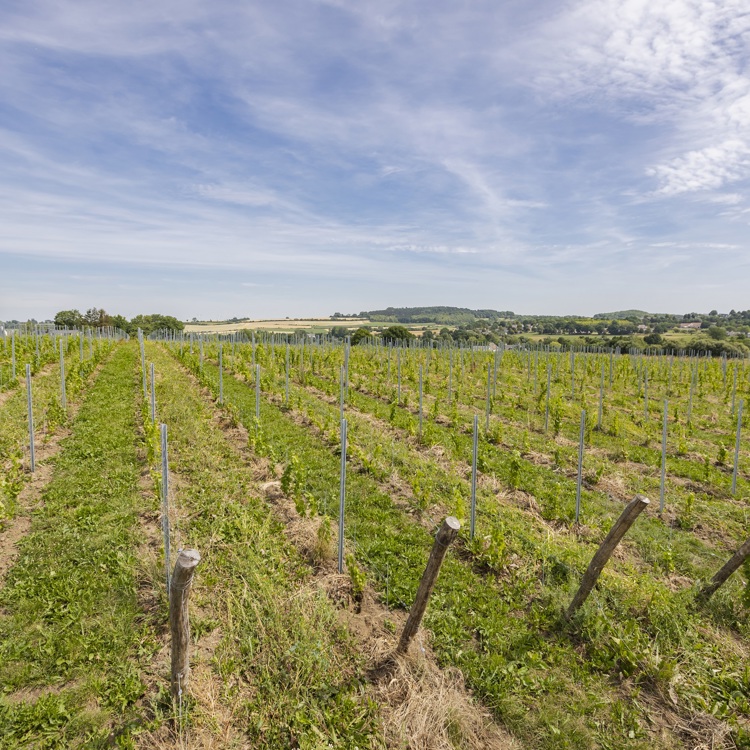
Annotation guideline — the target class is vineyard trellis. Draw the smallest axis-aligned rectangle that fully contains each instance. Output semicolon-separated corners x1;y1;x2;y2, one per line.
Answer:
2;327;749;750
144;328;750;749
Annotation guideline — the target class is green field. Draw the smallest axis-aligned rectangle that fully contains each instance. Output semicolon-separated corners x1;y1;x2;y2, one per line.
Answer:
0;334;748;748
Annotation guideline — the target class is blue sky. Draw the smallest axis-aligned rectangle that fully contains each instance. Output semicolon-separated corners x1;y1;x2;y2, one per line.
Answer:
1;0;749;321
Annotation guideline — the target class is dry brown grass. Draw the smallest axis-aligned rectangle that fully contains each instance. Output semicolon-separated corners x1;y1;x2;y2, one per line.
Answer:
363;630;520;750
260;478;519;750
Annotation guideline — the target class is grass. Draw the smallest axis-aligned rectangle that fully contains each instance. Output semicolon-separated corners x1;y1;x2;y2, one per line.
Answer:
0;338;114;527
0;344;159;748
173;339;750;749
2;334;747;748
140;343;385;748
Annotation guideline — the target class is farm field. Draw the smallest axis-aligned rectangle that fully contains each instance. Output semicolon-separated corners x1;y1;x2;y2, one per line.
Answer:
184;318;374;335
174;334;750;749
0;332;748;749
184;318;439;337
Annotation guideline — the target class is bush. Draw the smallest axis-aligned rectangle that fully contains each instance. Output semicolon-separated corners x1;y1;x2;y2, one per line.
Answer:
381;325;413;342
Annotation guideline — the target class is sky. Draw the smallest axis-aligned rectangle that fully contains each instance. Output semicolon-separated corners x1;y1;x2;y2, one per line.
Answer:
1;0;749;321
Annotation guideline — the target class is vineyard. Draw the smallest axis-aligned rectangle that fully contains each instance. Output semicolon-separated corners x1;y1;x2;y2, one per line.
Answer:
0;330;748;749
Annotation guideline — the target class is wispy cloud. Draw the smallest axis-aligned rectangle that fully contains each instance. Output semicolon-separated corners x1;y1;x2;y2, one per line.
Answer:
646;140;750;195
0;0;748;320
524;0;750;196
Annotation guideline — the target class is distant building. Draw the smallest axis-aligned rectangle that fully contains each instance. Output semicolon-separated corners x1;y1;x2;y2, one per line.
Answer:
678;322;702;330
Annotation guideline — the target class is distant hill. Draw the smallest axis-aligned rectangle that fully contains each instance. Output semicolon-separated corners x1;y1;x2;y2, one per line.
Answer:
593;310;650;320
355;306;515;325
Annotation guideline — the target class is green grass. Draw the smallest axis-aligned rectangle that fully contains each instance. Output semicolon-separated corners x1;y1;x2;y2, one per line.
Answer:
0;344;159;748
0;339;114;527
143;343;384;748
173;339;750;749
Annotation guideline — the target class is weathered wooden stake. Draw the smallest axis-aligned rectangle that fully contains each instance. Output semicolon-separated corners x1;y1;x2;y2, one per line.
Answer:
698;537;750;601
397;517;460;654
170;548;201;700
567;495;650;618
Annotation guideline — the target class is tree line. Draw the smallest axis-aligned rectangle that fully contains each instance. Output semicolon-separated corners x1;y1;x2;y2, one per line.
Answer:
53;308;184;336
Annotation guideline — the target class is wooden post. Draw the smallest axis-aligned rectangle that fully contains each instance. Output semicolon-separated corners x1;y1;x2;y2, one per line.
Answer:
698;537;750;601
567;496;649;618
170;548;201;700
397;517;460;654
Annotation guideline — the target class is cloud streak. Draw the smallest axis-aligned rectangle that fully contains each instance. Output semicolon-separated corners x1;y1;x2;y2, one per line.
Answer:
0;0;748;320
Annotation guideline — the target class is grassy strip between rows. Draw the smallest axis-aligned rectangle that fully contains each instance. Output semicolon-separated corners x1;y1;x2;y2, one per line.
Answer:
171;347;750;750
145;343;384;748
295;368;746;582
0;340;115;526
221;341;750;602
206;343;747;614
199;341;749;554
0;334;62;391
0;344;159;749
293;352;750;541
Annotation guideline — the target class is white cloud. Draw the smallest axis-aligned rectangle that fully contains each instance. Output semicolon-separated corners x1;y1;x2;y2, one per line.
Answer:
703;193;744;205
1;0;749;319
647;140;750;195
386;244;479;255
526;0;750;196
